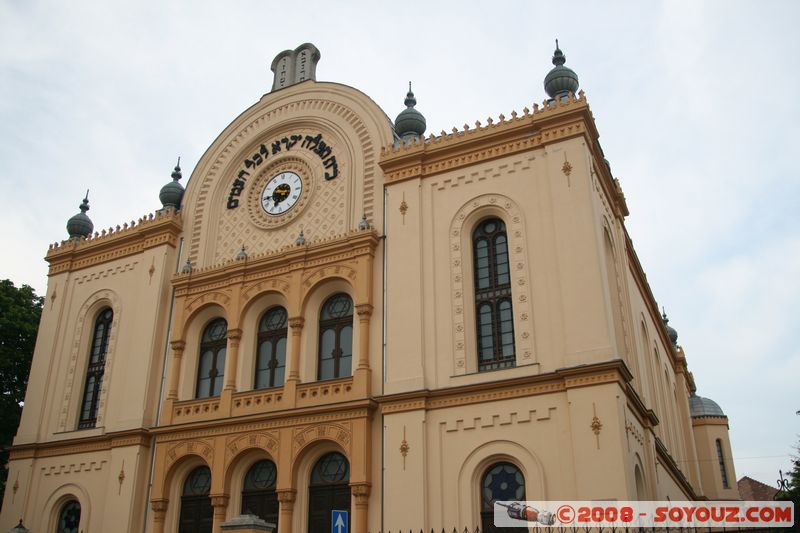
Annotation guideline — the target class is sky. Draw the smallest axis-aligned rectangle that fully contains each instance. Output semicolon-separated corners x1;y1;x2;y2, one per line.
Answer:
1;0;798;489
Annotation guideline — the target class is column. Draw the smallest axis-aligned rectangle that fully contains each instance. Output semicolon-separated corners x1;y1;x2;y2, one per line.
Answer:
351;482;370;533
166;341;186;400
276;489;296;533
286;317;304;382
354;304;372;396
150;499;168;533
223;328;243;391
211;494;229;533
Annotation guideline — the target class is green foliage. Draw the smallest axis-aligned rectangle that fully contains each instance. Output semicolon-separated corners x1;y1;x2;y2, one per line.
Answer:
0;279;43;509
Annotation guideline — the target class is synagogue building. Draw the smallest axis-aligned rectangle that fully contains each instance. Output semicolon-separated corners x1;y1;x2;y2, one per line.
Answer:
0;43;739;533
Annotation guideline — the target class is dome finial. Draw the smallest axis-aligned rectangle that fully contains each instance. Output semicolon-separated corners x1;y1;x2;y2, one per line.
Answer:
662;307;679;346
544;39;579;99
67;190;94;239
160;156;186;210
395;81;426;140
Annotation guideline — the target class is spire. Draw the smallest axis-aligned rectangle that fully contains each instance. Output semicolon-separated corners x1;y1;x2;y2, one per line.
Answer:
394;81;427;141
544;39;580;100
66;190;94;239
159;156;186;210
662;307;679;347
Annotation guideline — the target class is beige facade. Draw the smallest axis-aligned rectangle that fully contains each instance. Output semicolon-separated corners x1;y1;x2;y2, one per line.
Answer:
1;44;738;533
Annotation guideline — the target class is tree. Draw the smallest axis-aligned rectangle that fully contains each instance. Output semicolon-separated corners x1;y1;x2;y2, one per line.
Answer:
0;279;43;509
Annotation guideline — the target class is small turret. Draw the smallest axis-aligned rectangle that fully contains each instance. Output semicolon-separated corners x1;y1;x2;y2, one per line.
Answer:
394;82;426;141
544;40;580;100
159;158;185;210
66;191;94;239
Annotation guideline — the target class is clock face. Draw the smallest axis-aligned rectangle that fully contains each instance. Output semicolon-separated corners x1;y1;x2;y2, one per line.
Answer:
261;171;303;216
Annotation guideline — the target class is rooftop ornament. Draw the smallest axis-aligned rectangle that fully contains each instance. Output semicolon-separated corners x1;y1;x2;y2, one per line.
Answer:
66;190;94;239
394;82;427;141
544;39;580;100
159;157;185;210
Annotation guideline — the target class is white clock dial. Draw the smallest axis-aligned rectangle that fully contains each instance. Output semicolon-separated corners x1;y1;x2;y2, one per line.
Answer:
260;171;303;216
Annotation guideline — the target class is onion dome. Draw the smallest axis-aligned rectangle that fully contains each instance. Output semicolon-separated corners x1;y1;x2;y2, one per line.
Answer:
662;308;678;347
544;40;579;99
689;394;726;418
159;157;185;210
66;191;94;239
394;82;426;140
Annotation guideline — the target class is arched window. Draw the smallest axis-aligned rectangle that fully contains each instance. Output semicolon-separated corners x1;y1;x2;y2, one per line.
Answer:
480;462;526;532
242;460;279;527
318;294;353;381
57;499;81;533
179;466;212;533
308;452;350;533
196;318;227;398
256;307;288;389
716;439;730;489
473;219;515;371
79;307;113;429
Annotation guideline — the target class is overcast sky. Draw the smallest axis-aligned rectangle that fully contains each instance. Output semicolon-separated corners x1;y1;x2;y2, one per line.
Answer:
1;1;798;488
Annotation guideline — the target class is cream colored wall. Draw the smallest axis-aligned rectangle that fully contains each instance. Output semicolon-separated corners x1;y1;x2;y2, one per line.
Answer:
380;382;647;530
384;137;618;396
15;244;175;443
693;419;740;499
0;444;151;533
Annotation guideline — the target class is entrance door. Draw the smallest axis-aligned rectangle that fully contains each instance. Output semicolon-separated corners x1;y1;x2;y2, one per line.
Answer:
179;466;213;533
308;452;350;533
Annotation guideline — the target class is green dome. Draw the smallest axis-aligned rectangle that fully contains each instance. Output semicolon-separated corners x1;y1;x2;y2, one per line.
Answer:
159;158;185;209
395;84;426;140
66;193;93;239
544;42;579;99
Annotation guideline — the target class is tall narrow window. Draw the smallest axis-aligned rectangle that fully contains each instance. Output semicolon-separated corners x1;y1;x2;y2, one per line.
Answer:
57;499;81;533
79;307;112;429
716;439;729;489
473;218;515;371
242;460;279;528
179;466;213;533
481;462;526;532
256;307;288;389
196;318;227;398
308;452;350;533
318;294;353;380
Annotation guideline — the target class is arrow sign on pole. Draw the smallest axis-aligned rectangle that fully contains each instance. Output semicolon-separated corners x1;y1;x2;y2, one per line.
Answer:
332;510;348;533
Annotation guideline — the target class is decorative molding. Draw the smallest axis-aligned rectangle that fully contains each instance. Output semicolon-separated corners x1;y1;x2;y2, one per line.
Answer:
224;431;280;468
46;210;181;275
74;261;138;284
442;407;556;433
399;426;409;470
448;194;534;373
291;422;352;458
591;402;603;450
164;439;214;470
187;95;380;266
42;460;106;476
58;288;122;432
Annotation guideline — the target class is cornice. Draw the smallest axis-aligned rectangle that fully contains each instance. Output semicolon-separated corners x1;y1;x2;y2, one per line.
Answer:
173;229;379;294
380;93;592;184
8;428;151;461
655;436;700;500
153;399;376;442
379;359;633;414
46;209;182;275
691;416;729;428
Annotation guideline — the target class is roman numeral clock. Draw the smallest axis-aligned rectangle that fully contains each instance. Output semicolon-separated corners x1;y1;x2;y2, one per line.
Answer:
261;171;302;216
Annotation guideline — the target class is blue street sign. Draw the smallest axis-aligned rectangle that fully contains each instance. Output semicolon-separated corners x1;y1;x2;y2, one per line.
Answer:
332;510;348;533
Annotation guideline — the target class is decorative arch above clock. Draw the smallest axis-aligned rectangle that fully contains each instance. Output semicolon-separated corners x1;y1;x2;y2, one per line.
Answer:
181;82;394;268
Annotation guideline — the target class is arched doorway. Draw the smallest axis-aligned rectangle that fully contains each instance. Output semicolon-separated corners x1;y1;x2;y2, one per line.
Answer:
242;459;279;528
308;452;350;533
56;499;81;533
179;466;213;533
480;461;526;532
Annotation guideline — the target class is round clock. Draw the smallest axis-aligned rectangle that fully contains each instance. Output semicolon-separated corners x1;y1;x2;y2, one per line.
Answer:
261;171;303;216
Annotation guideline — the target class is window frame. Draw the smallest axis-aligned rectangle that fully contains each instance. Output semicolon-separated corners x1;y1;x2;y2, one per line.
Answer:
78;307;113;429
255;307;288;389
472;218;516;372
196;318;228;398
317;293;354;381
